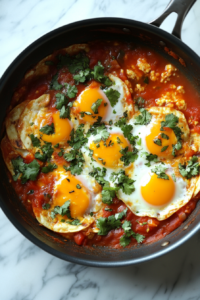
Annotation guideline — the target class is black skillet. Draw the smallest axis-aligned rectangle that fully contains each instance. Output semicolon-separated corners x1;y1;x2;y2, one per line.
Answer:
0;0;199;267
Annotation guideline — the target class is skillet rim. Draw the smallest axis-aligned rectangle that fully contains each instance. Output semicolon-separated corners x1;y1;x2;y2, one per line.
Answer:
1;17;200;267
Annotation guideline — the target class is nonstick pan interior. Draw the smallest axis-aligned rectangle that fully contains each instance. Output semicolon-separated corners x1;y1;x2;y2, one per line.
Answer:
0;18;200;267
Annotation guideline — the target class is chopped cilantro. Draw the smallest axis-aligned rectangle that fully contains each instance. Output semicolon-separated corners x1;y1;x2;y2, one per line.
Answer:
57;52;90;74
154;138;162;146
120;147;138;166
172;173;176;182
41;163;57;173
104;88;120;107
12;159;40;184
35;151;46;162
42;203;51;210
76;184;81;189
64;149;84;175
134;108;152;125
91;99;103;114
30;134;41;147
151;164;169;180
64;83;78;98
92;61;112;86
137;138;141;146
105;208;113;212
55;93;68;109
58;148;64;157
51;200;71;219
101;185;119;205
135;97;145;108
41;142;54;160
160;133;169;140
68;126;88;150
89;167;107;186
160;113;183;155
50;73;63;90
113;109;117;114
39;123;55;135
115;208;128;220
93;126;110;144
142;152;158;167
179;156;200;179
120;220;145;247
73;69;92;84
161;145;168;152
30;122;34;126
66;219;81;225
114;118;138;146
54;143;59;148
143;77;149;84
79;111;92;117
59;105;70;119
110;170;135;195
96;208;127;235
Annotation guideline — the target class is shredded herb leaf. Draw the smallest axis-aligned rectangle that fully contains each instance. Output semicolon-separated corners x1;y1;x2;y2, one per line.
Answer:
104;88;120;107
110;170;135;195
96;208;127;235
134;108;152;125
12;157;40;184
91;98;103;114
41;163;58;173
50;73;63;90
39;123;55;135
42;203;51;210
142;152;159;167
30;134;41;147
51;200;71;219
120;147;138;166
154;138;162;146
151;164;169;180
179;156;200;179
65;83;78;98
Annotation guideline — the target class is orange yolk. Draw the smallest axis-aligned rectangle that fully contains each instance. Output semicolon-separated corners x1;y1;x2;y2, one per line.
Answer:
90;133;129;168
146;122;177;157
141;173;175;206
53;173;90;219
41;111;72;145
74;82;109;124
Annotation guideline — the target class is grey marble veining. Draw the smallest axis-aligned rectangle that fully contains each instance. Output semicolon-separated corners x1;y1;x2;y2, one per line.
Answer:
1;0;200;299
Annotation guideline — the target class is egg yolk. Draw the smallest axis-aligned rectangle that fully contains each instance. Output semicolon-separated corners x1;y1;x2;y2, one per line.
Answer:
53;173;90;219
146;122;177;157
74;82;109;124
90;133;129;168
141;173;175;206
41;111;72;145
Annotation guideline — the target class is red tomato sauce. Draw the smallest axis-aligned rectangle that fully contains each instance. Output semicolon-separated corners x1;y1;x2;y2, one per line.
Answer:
8;41;200;248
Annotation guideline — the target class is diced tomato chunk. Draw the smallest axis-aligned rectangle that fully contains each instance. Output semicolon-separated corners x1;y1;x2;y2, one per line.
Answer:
74;232;85;245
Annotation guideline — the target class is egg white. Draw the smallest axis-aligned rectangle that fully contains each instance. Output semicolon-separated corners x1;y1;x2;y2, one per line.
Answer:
33;169;103;233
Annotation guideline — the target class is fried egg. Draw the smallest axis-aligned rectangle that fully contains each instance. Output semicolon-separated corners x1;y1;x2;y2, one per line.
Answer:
82;125;132;181
71;74;134;129
17;94;72;152
1;135;31;176
129;107;190;159
117;158;197;221
6;100;29;149
33;167;103;233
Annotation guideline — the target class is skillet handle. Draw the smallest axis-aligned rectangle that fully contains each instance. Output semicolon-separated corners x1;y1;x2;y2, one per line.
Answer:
149;0;196;40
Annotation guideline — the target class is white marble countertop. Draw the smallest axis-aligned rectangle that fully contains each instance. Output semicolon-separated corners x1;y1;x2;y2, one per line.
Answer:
1;0;200;299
